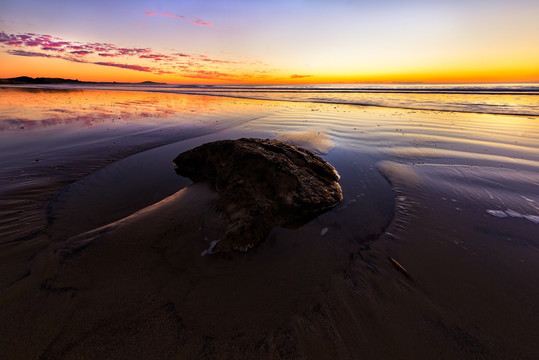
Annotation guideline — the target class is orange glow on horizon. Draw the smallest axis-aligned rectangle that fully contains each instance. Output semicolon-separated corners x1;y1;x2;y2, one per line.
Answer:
1;39;538;85
2;51;537;85
1;1;539;85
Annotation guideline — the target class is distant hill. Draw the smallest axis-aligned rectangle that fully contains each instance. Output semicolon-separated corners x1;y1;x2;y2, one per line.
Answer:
136;81;166;85
0;76;82;84
0;76;167;85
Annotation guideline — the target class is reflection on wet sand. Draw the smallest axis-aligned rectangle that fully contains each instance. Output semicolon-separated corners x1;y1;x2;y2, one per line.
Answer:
0;88;275;244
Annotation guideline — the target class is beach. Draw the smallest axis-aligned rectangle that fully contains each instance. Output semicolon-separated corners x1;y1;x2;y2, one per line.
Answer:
1;85;538;359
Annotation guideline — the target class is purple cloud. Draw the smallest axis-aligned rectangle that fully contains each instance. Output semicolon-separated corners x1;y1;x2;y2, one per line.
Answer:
41;46;65;52
94;62;153;72
139;53;174;61
7;49;56;58
70;50;93;56
117;47;151;56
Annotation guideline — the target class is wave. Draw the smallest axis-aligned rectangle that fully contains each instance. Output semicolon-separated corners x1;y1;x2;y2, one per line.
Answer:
173;84;539;94
5;82;539;116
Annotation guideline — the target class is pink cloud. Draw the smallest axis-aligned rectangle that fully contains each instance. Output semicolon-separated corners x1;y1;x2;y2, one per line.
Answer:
65;56;89;64
139;53;174;61
94;62;152;72
23;40;40;46
117;47;151;56
68;45;86;50
92;45;115;52
42;46;65;52
144;10;184;19
0;32;73;49
190;19;213;27
70;50;92;56
182;70;230;79
0;32;163;62
156;69;175;75
200;57;236;64
290;74;313;79
0;32;23;46
46;41;70;48
1;31;270;79
7;49;57;58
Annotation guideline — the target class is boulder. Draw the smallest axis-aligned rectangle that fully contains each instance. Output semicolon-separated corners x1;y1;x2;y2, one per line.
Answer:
173;138;343;253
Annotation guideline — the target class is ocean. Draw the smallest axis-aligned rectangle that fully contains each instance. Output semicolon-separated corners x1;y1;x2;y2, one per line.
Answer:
19;82;539;116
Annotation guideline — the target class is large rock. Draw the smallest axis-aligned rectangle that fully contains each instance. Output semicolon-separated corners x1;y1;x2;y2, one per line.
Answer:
173;138;343;253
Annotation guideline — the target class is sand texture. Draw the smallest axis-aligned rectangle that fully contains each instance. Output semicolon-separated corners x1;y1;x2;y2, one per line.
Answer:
1;88;538;359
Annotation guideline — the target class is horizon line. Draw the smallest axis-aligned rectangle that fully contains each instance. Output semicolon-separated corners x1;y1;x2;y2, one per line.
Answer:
2;76;538;86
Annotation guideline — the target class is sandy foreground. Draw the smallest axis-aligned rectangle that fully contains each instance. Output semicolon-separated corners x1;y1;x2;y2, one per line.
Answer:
0;181;484;359
1;88;538;359
3;177;537;359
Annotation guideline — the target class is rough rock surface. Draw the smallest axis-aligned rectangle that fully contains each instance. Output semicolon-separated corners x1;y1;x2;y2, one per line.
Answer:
173;138;343;253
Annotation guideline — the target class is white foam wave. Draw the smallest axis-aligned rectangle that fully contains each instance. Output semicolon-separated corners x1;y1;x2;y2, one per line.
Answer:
486;209;539;224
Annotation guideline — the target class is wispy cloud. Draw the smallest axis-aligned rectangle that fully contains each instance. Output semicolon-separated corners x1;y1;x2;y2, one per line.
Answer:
290;74;313;79
98;53;119;57
116;47;151;56
94;62;153;72
182;70;231;80
190;19;213;27
41;46;65;52
145;10;185;19
139;53;175;61
142;10;214;28
7;49;57;58
70;50;92;56
163;12;183;19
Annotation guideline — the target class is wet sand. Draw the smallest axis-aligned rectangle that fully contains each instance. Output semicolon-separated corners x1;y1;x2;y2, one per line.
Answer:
1;87;538;359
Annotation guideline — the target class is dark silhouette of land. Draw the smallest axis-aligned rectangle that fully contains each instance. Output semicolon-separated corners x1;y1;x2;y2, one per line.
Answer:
0;76;166;85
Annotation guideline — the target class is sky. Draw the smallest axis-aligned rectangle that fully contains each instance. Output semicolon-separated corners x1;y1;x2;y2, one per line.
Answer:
0;0;538;84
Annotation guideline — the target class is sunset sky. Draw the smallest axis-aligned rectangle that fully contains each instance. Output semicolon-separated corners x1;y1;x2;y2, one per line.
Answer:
1;0;538;84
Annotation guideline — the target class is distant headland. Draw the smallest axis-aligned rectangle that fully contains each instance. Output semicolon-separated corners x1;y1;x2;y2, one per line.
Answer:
0;76;166;85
